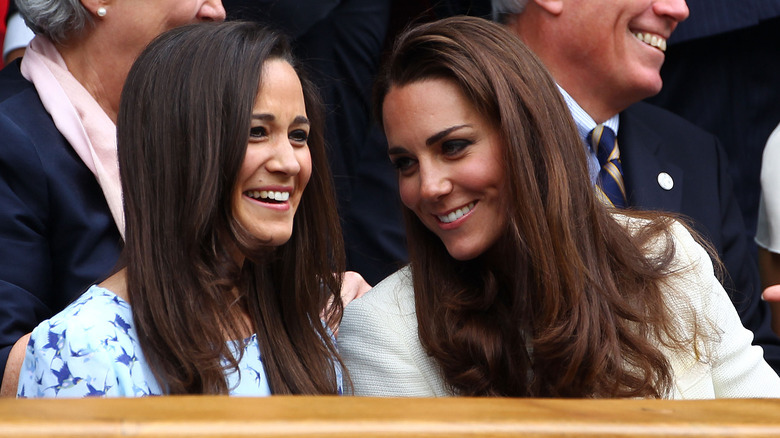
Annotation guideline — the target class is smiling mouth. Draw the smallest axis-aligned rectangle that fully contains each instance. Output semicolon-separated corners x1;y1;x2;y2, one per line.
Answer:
633;32;667;52
437;202;475;223
245;190;290;203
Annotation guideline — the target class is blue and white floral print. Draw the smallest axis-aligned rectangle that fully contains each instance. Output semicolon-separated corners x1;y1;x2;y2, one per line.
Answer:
17;285;274;397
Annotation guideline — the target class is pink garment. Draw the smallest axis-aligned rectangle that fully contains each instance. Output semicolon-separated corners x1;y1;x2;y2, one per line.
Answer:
20;36;124;237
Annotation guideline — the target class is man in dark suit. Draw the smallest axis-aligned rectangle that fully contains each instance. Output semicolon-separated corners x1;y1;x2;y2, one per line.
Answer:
492;0;780;373
647;0;780;250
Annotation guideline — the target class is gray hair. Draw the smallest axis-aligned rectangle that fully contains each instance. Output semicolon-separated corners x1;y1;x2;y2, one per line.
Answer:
491;0;528;23
16;0;94;44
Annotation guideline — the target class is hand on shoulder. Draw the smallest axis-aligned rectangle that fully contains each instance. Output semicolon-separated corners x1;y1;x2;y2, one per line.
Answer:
340;271;371;307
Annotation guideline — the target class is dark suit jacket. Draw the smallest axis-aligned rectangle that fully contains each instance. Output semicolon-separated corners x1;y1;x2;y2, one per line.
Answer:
620;102;780;373
647;4;780;250
0;60;122;380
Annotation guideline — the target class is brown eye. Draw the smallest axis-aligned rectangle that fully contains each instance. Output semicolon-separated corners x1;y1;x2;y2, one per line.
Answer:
289;129;309;144
391;156;416;172
250;126;267;138
441;139;471;155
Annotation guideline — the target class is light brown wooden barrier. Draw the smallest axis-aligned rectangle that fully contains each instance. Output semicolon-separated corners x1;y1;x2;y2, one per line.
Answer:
1;396;780;437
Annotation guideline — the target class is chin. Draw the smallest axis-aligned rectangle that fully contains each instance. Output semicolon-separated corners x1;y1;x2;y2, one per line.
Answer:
249;228;293;247
445;246;481;262
636;73;664;99
268;234;293;247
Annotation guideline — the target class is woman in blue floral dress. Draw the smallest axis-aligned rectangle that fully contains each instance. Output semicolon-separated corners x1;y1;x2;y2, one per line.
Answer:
14;21;349;397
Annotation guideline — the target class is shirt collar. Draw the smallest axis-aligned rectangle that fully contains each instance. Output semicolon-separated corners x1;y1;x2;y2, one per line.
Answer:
557;85;620;144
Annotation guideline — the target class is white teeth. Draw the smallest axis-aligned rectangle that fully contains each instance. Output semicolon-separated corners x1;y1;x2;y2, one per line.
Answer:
247;190;290;202
633;32;667;52
437;202;475;223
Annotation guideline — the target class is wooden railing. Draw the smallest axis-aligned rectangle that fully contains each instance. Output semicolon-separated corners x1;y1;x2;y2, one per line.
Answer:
1;396;779;437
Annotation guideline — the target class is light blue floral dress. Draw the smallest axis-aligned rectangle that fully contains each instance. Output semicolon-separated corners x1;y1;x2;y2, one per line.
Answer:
17;285;340;397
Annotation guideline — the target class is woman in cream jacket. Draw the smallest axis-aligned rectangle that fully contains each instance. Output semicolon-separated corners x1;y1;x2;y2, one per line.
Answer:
338;16;780;399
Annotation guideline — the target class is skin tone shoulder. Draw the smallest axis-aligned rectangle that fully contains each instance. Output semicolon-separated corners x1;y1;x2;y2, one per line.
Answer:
384;78;508;261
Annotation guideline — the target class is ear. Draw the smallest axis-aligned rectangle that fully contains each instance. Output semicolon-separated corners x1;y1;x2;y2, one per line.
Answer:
79;0;110;17
531;0;563;15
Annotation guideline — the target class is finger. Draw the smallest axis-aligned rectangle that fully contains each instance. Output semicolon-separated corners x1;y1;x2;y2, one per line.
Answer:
762;284;780;302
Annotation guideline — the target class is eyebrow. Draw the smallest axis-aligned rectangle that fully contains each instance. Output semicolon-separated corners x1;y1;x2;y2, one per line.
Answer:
388;124;471;155
252;114;310;125
426;124;470;145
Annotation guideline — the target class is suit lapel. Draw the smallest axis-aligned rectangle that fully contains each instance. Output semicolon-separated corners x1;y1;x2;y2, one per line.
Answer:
618;106;684;213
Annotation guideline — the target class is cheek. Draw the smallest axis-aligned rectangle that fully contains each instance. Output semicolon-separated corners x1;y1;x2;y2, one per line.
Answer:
297;149;313;188
397;177;419;210
237;154;255;184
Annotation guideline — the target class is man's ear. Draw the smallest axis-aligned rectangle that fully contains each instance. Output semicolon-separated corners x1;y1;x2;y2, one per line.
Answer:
531;0;564;15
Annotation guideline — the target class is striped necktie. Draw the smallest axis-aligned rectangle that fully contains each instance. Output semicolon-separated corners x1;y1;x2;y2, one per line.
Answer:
590;125;627;208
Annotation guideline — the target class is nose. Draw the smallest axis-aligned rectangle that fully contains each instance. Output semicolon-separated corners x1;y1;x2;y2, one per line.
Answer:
654;0;689;24
418;163;452;201
198;0;227;22
267;139;302;176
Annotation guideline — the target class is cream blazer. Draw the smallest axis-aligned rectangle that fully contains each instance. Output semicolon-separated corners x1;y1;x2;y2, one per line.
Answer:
339;220;780;398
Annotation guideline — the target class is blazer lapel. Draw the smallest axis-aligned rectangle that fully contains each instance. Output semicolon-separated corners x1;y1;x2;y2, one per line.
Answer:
618;107;684;213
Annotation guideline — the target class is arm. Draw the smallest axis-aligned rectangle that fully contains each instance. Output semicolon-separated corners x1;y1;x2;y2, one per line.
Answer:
0;334;29;397
707;271;780;397
670;223;780;397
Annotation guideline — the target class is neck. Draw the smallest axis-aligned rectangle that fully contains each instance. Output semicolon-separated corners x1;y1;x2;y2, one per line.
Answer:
508;10;625;124
56;36;131;123
99;268;129;302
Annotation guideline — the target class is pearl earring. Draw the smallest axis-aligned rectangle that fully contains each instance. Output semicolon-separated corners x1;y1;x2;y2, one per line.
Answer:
97;7;107;17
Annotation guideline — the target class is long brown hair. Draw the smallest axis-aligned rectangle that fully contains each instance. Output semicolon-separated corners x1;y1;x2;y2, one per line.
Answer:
118;21;345;394
374;16;701;398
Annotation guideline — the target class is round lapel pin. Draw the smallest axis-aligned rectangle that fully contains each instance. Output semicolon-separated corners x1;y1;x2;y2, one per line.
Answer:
657;172;674;191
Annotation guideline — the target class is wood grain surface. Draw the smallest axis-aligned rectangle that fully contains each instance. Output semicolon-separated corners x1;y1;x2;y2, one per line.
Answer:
1;396;779;437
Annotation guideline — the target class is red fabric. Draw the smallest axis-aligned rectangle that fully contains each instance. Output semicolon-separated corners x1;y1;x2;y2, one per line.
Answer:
0;0;8;67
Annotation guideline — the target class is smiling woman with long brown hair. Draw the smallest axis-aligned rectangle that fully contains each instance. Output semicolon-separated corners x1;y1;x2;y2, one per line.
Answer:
338;16;780;399
12;21;349;397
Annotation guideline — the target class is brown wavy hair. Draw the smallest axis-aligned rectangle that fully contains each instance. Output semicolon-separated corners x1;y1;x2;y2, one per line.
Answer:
373;16;703;398
117;22;345;394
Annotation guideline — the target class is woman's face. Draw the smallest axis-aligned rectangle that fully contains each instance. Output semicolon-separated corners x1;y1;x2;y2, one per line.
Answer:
109;0;226;58
383;78;508;261
233;60;313;247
